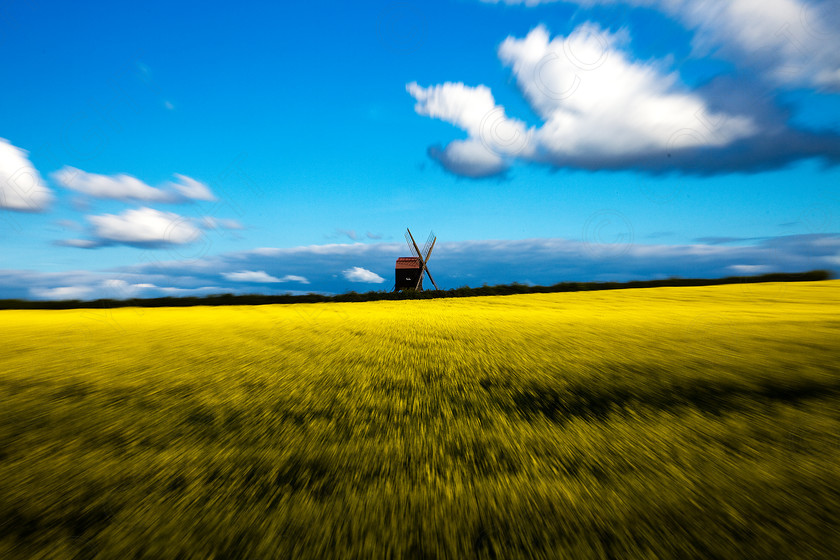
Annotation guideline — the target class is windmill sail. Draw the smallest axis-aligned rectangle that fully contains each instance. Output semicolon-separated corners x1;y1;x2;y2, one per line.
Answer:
422;231;435;260
406;231;421;258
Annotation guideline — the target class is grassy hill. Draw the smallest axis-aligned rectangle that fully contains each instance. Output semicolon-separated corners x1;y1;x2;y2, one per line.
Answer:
1;281;839;558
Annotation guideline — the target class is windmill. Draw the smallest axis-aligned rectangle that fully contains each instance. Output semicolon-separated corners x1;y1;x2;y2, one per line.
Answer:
394;228;439;292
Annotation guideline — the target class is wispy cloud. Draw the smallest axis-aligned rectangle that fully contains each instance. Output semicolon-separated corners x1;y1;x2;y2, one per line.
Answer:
728;264;772;274
200;216;244;230
329;230;385;242
29;285;95;300
51;167;216;203
222;270;310;284
694;236;764;245
337;229;358;241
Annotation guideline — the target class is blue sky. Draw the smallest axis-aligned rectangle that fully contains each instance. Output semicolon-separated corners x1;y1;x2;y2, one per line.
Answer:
1;0;839;299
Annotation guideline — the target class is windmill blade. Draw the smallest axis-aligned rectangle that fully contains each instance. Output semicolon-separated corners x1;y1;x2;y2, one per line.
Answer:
405;231;421;258
424;266;440;290
414;260;426;290
406;229;425;266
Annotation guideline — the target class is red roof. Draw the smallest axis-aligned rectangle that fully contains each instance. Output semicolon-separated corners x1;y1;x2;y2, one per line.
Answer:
395;257;421;269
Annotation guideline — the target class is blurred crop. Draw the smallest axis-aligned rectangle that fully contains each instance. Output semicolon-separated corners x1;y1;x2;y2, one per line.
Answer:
1;281;839;559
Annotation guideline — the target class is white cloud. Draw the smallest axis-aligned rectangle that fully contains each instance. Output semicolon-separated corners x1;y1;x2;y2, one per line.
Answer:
154;286;224;295
87;207;203;247
408;82;502;138
502;25;756;154
342;267;386;283
408;24;757;176
407;81;527;176
429;139;508;178
52;166;215;203
222;270;310;284
0;138;52;211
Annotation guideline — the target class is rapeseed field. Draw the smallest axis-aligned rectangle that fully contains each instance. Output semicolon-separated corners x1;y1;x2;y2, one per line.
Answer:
1;281;839;559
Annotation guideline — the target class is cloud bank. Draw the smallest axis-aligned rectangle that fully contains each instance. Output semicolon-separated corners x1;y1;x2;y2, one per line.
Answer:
5;233;835;300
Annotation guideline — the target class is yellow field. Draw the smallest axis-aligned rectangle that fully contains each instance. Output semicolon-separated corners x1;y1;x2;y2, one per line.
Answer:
1;281;839;558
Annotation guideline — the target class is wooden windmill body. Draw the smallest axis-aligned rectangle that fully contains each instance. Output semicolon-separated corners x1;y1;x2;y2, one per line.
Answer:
394;229;439;292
